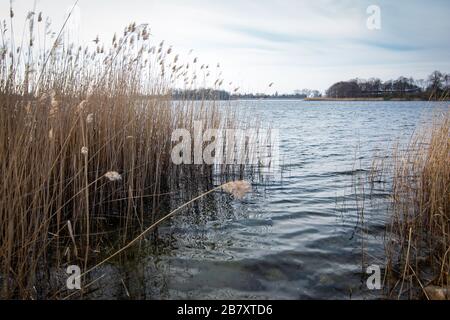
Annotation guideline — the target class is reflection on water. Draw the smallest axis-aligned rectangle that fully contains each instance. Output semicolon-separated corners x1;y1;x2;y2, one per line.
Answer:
89;100;447;299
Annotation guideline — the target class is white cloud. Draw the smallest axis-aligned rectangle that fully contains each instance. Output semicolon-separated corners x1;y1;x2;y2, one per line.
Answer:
1;0;449;92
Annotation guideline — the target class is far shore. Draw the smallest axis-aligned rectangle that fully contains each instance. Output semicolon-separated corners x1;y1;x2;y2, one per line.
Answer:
303;97;443;101
226;97;448;102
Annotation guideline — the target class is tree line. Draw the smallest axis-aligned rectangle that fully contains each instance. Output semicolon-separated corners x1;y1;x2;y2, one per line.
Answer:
326;71;450;99
171;88;321;100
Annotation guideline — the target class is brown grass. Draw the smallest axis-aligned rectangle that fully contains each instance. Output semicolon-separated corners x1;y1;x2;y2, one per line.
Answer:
0;7;244;299
385;110;449;299
365;108;449;299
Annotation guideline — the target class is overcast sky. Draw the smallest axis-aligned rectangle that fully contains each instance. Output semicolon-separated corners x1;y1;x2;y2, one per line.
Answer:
2;0;450;93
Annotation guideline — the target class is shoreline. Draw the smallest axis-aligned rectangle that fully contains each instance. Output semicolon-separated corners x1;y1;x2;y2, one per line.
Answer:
225;98;448;102
303;97;442;101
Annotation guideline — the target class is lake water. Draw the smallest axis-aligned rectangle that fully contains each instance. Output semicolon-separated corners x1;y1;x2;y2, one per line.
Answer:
92;100;447;299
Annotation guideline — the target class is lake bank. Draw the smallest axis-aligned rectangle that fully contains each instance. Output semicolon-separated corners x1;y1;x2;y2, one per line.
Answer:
304;97;444;101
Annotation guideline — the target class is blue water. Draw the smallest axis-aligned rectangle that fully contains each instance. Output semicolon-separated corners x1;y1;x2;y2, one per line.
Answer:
92;100;447;299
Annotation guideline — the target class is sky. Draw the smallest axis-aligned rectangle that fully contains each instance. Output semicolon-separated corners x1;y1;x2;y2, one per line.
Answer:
1;0;450;93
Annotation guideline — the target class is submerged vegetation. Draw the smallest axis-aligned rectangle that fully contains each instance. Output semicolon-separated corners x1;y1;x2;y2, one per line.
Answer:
0;7;251;299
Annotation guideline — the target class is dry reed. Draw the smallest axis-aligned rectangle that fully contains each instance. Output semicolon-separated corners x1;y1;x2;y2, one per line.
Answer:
0;6;248;299
365;108;449;299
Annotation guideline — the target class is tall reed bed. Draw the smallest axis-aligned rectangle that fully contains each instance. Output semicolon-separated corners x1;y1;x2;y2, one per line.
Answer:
0;8;242;299
364;108;449;299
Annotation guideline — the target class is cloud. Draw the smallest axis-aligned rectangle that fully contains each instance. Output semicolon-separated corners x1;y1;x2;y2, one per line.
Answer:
1;0;449;92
